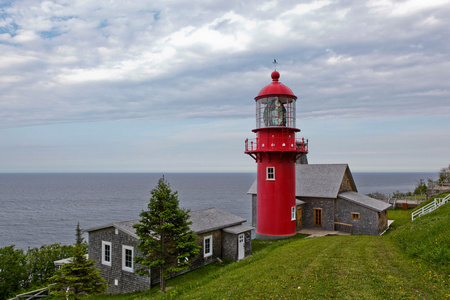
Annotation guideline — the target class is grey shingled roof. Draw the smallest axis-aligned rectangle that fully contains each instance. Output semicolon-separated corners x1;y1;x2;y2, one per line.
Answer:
222;224;254;235
84;208;246;236
247;180;257;195
338;191;391;212
248;164;356;199
189;208;246;234
114;219;140;238
296;164;355;198
83;219;140;239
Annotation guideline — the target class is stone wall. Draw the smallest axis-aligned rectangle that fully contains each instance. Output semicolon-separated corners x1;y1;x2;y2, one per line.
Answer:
300;197;335;230
335;199;382;235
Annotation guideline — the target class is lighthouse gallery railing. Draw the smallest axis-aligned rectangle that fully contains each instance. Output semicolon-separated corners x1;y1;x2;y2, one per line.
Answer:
245;137;308;152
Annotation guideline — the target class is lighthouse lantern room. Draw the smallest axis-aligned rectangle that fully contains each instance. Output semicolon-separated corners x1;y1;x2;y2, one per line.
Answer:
245;70;308;240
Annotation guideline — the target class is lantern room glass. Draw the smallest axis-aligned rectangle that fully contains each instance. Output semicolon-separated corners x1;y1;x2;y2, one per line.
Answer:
256;96;296;128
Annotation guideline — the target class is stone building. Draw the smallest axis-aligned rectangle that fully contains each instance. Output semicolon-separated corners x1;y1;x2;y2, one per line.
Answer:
248;164;391;236
85;208;253;294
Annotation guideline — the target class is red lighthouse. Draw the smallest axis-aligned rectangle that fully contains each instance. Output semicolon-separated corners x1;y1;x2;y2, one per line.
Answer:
245;70;308;239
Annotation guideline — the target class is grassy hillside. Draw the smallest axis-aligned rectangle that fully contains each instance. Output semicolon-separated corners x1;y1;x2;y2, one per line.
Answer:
390;193;450;272
84;198;449;300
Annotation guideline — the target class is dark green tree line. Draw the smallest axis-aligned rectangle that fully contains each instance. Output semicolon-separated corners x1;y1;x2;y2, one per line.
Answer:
0;243;77;300
0;246;28;300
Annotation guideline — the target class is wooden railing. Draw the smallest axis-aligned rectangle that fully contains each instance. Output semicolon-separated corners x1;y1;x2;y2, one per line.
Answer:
9;284;55;300
334;222;353;234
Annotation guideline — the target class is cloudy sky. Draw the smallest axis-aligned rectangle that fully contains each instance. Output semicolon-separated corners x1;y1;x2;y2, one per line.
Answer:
0;0;449;173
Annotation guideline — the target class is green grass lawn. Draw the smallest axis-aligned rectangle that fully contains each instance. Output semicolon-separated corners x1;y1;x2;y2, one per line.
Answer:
82;196;449;300
386;208;412;231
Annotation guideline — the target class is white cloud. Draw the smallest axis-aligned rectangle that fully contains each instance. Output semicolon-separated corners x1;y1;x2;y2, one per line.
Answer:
368;0;449;16
0;51;38;68
326;55;353;65
257;0;278;12
282;1;331;16
1;0;450;171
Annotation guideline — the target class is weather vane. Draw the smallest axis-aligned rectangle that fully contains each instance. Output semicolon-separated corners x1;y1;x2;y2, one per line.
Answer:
273;59;277;70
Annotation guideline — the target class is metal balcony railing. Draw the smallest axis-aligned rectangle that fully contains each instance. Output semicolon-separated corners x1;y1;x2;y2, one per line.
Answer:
245;138;308;152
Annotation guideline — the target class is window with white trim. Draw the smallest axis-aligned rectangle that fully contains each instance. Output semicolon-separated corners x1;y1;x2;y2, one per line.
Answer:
266;167;275;180
204;236;212;258
122;245;134;272
291;207;296;220
102;241;111;266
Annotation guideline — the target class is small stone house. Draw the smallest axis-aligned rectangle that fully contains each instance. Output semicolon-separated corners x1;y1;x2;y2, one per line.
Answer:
249;164;391;235
85;208;253;294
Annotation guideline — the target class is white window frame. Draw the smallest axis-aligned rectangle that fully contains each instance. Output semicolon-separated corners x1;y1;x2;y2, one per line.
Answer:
122;245;134;272
266;167;275;180
203;235;212;258
291;206;296;221
102;241;111;266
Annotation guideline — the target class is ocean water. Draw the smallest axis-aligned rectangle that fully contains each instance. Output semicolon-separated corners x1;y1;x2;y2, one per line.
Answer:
0;172;437;249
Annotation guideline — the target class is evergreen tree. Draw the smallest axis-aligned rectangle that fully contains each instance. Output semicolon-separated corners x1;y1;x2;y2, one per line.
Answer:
133;176;200;292
50;224;107;299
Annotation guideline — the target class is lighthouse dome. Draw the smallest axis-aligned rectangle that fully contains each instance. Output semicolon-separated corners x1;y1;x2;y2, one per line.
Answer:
255;71;297;100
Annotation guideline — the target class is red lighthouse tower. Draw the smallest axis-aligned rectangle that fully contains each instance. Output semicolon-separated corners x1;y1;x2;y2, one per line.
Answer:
245;70;308;239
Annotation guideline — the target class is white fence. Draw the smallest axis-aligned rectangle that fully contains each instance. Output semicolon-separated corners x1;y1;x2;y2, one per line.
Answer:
411;194;450;221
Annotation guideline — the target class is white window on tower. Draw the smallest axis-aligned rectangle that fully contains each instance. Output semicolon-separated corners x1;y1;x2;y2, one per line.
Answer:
122;245;134;272
102;241;111;266
266;167;275;180
291;207;296;221
204;236;212;258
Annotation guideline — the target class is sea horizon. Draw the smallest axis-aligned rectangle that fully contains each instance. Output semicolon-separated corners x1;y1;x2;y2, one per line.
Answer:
0;171;440;174
0;172;439;249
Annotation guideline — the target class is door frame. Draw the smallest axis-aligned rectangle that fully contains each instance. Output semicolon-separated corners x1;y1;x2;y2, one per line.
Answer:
296;206;302;230
238;233;245;260
313;208;323;227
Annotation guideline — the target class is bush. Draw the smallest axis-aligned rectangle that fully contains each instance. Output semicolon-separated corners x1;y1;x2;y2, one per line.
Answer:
413;179;427;195
366;192;387;200
0;246;28;300
27;244;75;288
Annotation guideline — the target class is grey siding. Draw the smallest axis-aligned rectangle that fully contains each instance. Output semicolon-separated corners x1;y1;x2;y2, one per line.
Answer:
87;211;252;294
89;229;225;293
222;231;252;261
191;231;222;268
251;194;257;228
88;228;150;294
300;197;335;230
378;210;388;233
335;199;382;235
